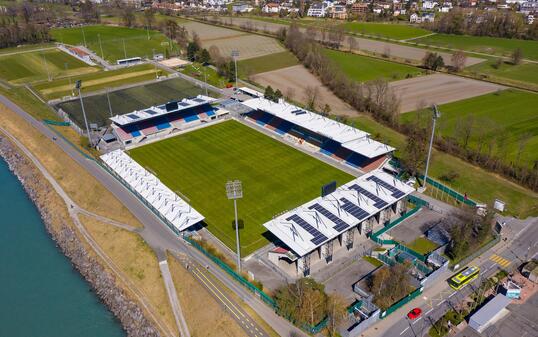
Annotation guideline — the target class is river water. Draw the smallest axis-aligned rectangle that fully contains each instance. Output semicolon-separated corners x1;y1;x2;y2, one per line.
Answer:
0;158;125;337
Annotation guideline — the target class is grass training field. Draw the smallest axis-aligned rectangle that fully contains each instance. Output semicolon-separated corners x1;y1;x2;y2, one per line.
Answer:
56;77;207;127
0;48;97;84
34;63;167;100
51;25;178;62
414;33;538;61
324;49;423;82
128;121;354;255
467;60;538;89
400;89;538;167
238;51;298;77
340;22;431;40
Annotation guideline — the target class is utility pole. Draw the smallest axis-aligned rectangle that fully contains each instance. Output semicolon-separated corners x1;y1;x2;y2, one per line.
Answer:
81;25;87;47
420;104;441;192
231;50;239;89
106;89;113;117
226;180;243;272
75;80;93;148
98;33;104;60
122;38;127;59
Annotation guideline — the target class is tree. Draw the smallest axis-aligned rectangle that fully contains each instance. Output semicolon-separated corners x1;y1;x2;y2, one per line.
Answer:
80;1;99;23
274;278;328;326
400;120;428;177
121;6;136;27
455;115;474;150
451;50;467;72
326;293;347;336
369;264;412;310
187;42;200;61
512;48;523;65
423;52;445;70
164;19;178;40
304;85;319;111
196;48;211;64
264;86;275;100
348;35;357;52
322;104;332;115
143;8;155;29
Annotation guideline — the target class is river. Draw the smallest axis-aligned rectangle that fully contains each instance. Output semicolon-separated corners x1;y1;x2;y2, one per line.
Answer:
0;158;125;337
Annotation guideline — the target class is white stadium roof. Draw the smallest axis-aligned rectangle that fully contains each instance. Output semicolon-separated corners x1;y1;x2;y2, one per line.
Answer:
110;95;216;126
241;97;394;158
101;150;204;231
263;170;414;257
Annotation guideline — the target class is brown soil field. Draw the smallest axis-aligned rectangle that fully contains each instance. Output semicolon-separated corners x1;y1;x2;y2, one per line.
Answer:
183;21;284;60
389;73;505;112
251;64;356;115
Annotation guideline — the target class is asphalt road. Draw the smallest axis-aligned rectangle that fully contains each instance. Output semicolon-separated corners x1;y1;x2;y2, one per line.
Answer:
0;94;305;337
380;217;538;337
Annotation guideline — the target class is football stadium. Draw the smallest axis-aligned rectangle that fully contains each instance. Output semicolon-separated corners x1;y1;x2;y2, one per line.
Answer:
100;88;413;276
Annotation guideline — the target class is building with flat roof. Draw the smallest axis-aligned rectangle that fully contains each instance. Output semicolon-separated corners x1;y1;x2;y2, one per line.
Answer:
468;294;512;333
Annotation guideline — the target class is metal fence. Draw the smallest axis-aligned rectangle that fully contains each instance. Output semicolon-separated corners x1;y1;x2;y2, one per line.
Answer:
422;175;477;207
379;286;424;319
455;234;501;268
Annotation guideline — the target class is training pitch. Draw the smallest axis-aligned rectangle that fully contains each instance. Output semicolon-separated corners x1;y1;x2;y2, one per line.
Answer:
128;120;354;255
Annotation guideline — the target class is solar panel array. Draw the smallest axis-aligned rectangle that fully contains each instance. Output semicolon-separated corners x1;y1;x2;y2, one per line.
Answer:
144;109;158;115
339;198;369;221
366;176;405;198
348;184;388;208
286;214;328;245
127;114;139;120
291;109;307;116
308;203;349;232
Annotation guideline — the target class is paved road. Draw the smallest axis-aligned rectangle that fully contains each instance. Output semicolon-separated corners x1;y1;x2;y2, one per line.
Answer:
159;260;191;337
0;94;306;337
378;216;538;337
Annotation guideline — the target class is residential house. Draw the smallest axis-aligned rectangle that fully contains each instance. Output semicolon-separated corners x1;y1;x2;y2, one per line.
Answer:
327;4;349;19
351;2;369;14
409;12;420;22
422;0;438;10
232;2;254;12
262;2;281;13
307;2;328;16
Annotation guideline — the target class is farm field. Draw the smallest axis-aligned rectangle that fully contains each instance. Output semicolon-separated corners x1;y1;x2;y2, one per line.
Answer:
400;89;538;167
0;48;97;84
50;25;178;62
56;77;207;127
414;33;538;61
35;63;167;100
128;120;354;255
238;51;298;77
350;114;538;218
182;21;285;60
389;74;504;113
324;49;423;82
467;60;538;89
340;22;431;40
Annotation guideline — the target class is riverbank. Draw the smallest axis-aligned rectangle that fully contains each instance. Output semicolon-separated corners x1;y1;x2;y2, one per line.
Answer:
0;135;160;337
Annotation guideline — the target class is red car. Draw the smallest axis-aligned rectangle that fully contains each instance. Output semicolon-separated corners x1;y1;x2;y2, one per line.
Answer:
407;308;422;320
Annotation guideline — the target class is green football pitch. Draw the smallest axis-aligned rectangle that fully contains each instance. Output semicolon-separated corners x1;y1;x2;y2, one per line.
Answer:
128;120;354;255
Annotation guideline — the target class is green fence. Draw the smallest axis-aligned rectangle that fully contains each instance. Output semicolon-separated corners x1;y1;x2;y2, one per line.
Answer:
422;176;477;207
43;119;70;126
183;236;277;309
395;244;427;262
377;253;397;266
380;286;424;319
370;201;424;244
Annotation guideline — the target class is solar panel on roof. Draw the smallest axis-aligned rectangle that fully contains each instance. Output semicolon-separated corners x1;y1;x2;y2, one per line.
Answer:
340;198;369;221
308;203;349;232
178;102;189;107
145;109;158;115
286;214;328;246
127;114;140;120
349;184;388;209
192;98;204;103
366;176;406;198
165;101;178;112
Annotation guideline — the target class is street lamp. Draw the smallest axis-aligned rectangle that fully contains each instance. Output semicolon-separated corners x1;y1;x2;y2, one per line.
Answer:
421;104;441;192
231;50;239;89
75;80;93;148
226;180;243;272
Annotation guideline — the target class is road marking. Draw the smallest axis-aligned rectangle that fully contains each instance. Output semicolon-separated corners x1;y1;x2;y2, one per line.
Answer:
425;308;434;315
400;327;409;335
490;254;511;267
448;292;456;298
192;268;242;321
437;299;446;306
413;317;422;324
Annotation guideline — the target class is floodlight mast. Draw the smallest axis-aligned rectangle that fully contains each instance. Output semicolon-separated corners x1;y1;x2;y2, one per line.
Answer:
422;104;441;192
75;80;93;148
231;50;239;89
226;180;243;272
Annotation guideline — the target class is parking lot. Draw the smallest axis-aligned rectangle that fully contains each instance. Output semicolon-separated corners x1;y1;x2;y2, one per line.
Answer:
388;207;444;244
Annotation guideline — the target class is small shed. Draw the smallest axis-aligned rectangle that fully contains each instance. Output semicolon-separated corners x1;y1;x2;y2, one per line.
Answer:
468;294;511;333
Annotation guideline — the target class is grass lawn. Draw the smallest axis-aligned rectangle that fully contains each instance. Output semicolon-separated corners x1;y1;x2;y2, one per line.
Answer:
128;120;354;255
341;22;431;40
0;43;56;55
405;237;439;255
34;63;167;100
179;63;228;88
324;49;423;82
414;33;538;61
467;59;538;89
400;89;538;167
349;114;538;218
0;48;98;84
238;51;298;77
51;25;179;62
56;77;207;127
363;256;384;268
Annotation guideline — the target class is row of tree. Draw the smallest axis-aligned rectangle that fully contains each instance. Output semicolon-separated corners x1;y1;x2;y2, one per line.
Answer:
0;17;50;48
428;9;538;40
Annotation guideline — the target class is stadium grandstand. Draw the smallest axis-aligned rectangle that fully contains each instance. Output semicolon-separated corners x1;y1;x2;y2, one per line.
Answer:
110;95;220;146
265;170;414;276
241;96;394;172
101;150;204;232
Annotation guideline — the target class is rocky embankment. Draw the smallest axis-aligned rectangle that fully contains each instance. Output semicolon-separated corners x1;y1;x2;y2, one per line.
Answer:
0;136;161;337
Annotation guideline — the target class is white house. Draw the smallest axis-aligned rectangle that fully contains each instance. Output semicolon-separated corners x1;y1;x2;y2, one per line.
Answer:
307;2;332;17
422;0;438;10
409;12;420;22
232;2;254;12
262;2;281;13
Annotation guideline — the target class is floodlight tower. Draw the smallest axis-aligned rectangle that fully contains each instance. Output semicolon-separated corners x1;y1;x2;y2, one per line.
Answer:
75;80;93;148
421;104;441;192
231;50;239;89
226;180;243;272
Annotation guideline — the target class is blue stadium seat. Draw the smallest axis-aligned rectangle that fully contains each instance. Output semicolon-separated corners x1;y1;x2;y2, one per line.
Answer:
131;130;141;137
184;115;199;123
156;122;171;130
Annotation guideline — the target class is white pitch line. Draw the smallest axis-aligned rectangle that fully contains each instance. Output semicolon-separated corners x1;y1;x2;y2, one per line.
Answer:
400;327;409;335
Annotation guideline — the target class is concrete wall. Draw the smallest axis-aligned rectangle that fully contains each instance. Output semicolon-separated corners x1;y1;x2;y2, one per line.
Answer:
421;260;449;288
345;310;380;337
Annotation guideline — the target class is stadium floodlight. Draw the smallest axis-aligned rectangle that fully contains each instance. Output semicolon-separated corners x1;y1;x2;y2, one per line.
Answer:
75;80;93;148
421;104;441;192
226;180;243;272
231;50;239;89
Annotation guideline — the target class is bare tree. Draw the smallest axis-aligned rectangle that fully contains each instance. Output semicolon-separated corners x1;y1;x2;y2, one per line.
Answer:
326;293;347;337
348;35;357;52
304;85;319;110
512;48;523;65
285;87;295;101
451;50;467;72
455;115;475;150
121;6;136;27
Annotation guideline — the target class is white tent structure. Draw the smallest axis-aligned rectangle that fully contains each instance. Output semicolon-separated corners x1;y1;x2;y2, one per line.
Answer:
101;150;204;232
